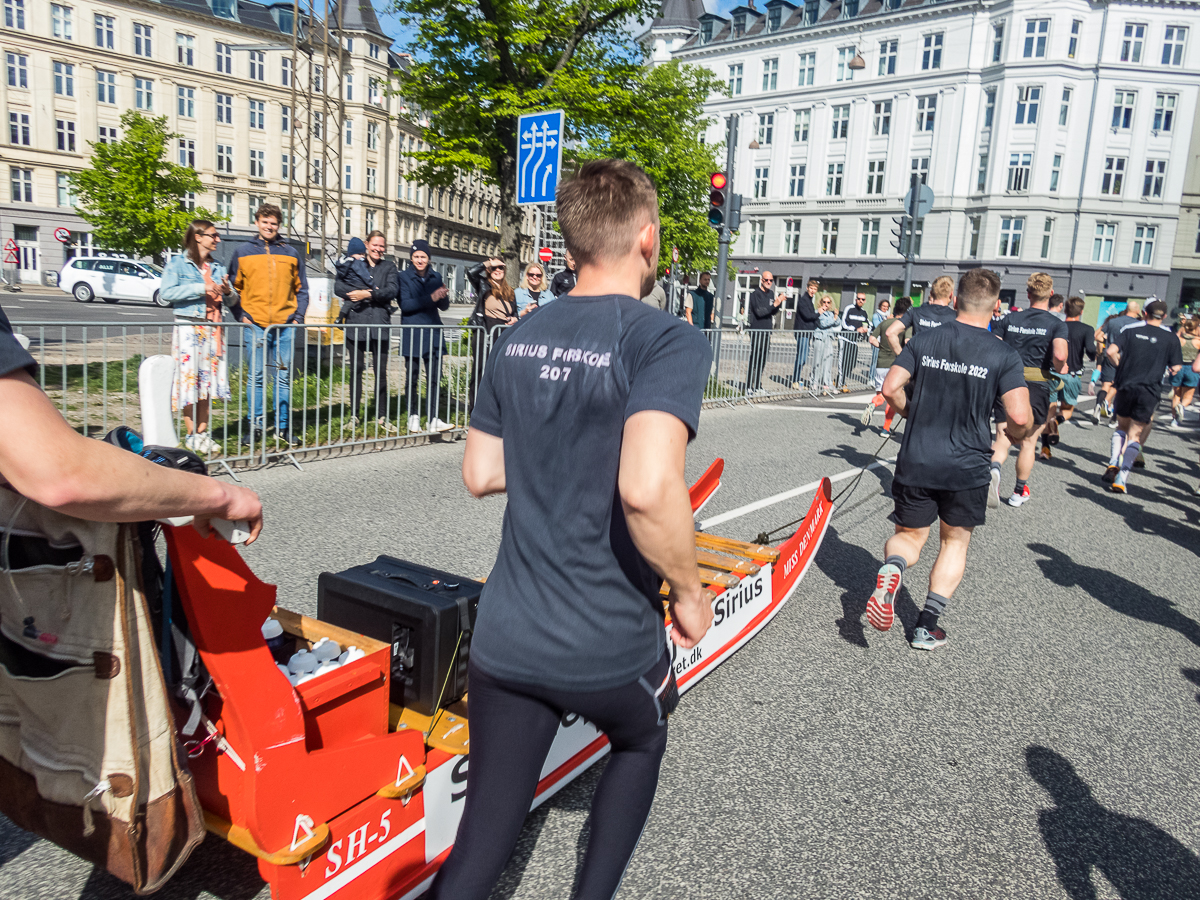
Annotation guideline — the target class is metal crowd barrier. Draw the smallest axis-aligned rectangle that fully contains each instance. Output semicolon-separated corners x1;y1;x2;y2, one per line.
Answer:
11;320;876;472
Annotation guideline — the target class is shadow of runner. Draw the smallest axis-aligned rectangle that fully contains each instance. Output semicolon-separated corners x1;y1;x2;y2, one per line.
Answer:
1029;543;1200;648
1183;669;1200;706
1026;745;1200;900
817;525;920;647
1061;484;1200;558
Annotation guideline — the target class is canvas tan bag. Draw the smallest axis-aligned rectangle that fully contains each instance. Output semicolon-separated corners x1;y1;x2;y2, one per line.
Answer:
0;488;203;893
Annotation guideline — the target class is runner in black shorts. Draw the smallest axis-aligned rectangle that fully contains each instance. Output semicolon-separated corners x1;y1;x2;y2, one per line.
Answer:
1102;299;1182;494
1093;300;1142;424
1042;295;1096;459
989;272;1068;508
432;161;714;900
865;268;1030;651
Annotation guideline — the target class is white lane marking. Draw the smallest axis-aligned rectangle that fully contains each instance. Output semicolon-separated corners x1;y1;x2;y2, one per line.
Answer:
115;310;154;316
698;457;897;530
757;405;873;412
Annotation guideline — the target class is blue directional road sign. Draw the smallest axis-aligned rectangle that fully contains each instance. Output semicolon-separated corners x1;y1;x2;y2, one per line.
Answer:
517;109;564;206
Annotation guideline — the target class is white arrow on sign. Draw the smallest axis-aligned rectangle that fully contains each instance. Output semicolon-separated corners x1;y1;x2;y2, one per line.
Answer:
519;127;536;198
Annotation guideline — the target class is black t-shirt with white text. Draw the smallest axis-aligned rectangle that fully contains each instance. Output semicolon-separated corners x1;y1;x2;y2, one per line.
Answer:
894;320;1026;491
898;301;957;337
993;307;1068;370
0;303;35;378
1065;321;1096;374
1113;321;1182;390
469;294;712;691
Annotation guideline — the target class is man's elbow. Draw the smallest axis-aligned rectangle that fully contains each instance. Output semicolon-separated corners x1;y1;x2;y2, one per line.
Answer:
619;471;672;517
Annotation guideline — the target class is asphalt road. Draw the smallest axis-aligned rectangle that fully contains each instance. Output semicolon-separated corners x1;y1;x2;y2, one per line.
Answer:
3;396;1199;900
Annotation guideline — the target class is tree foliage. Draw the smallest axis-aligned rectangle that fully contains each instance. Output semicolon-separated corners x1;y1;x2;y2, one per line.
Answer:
70;110;221;261
390;0;721;280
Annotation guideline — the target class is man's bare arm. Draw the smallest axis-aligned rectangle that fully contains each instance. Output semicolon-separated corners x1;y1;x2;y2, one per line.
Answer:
462;428;506;497
880;365;912;417
618;411;711;649
1106;343;1121;367
0;371;262;540
1000;386;1033;443
884;319;905;356
1052;337;1069;374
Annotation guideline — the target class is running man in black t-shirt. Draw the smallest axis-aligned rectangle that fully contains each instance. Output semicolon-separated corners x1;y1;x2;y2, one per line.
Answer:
989;272;1068;507
1102;299;1182;494
1042;295;1096;457
433;161;713;900
883;274;957;357
866;269;1030;651
1092;299;1142;423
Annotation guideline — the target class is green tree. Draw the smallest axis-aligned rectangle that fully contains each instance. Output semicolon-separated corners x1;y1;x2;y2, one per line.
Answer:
71;110;221;262
390;0;721;282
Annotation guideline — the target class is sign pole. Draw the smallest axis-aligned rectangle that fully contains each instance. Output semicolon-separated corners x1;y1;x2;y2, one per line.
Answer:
712;115;738;366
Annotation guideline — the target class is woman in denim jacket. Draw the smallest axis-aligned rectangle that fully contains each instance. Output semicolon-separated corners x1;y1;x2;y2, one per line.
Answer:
160;219;231;456
810;296;842;396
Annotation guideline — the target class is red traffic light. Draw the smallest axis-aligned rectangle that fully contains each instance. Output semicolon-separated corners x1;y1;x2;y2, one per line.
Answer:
710;172;728;190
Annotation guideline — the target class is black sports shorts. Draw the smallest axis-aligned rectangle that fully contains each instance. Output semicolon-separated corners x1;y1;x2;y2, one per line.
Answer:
994;380;1050;426
1113;384;1160;425
1100;360;1117;384
892;480;988;529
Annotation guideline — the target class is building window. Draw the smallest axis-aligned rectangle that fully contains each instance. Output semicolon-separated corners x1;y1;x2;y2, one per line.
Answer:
873;101;891;136
367;121;379;150
836;47;855;82
912;157;929;185
754;166;770;199
793;109;810;142
176;33;194;66
344;118;354;146
1059;88;1072;126
57;172;76;207
310;202;323;230
1142;160;1166;198
998;217;1024;257
366;209;377;233
1131;225;1156;265
821;219;839;255
866;159;885;194
282;57;292;87
1121;23;1145;63
281;199;295;228
98;126;118;144
731;13;747;38
1111;91;1135;130
4;0;25;30
216;191;233;220
134;77;152;110
843;0;859;19
1092;222;1115;262
1023;19;1049;58
344;73;353;100
217;145;233;174
1007;153;1032;192
216;94;232;125
53;62;75;97
1153;93;1176;132
1015;86;1040;124
922;33;943;70
728;64;743;96
1162;26;1187;66
8;112;29;145
804;0;818;26
762;58;778;91
699;19;714;44
249;50;264;81
97;70;116;104
313;65;324;93
879;40;897;75
367;167;377;194
249;99;265;130
1068;19;1081;58
247;195;264;224
1050;154;1062;192
51;4;72;40
784;220;801;255
312;159;323;185
311;111;323;138
749;220;765;254
797;52;815;85
789;164;806;196
976;153;989;191
1040;218;1054;259
7;53;28;88
282;154;295;180
344;165;353;191
826;162;844;196
915;95;936;131
992;23;1005;63
369;77;382;105
281;105;291;133
216;42;232;74
177;86;195;118
831;105;850;139
757;113;774;145
860;218;880;255
984;87;996;127
178;139;195;168
968;215;981;258
1101;157;1126;195
249;149;264;178
10;167;32;203
134;23;152;57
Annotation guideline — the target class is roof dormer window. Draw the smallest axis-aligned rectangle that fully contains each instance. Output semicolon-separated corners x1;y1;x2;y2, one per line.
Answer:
732;13;747;37
804;0;819;26
211;0;237;21
700;19;715;43
768;6;782;30
843;0;859;17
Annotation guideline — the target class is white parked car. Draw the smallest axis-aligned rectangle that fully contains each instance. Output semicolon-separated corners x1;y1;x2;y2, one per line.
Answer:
58;256;168;306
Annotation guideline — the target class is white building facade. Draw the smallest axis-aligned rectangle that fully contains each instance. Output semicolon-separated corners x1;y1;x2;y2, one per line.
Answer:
669;0;1200;319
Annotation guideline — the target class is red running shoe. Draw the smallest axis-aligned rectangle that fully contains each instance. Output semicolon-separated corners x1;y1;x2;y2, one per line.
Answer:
866;563;903;632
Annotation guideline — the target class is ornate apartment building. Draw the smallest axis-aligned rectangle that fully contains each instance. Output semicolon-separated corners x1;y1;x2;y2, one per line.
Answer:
0;0;515;292
664;0;1200;318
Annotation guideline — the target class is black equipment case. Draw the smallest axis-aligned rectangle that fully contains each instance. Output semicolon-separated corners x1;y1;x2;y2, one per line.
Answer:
317;556;482;716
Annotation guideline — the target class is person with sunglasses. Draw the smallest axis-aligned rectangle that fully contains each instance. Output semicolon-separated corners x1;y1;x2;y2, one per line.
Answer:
746;271;784;394
514;264;549;316
467;257;519;332
161;220;232;457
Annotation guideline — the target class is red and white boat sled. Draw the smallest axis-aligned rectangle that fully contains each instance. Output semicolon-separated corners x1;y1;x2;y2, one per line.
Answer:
163;461;833;900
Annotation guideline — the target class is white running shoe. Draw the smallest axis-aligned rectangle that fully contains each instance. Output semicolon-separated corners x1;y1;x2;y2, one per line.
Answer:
407;415;422;433
1007;484;1031;507
988;468;1002;508
866;564;902;632
860;402;875;427
429;417;455;433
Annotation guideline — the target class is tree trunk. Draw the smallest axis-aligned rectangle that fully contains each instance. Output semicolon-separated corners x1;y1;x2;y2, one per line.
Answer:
498;150;523;288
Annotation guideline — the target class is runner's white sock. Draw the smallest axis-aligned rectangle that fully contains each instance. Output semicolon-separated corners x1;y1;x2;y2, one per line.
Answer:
1120;441;1141;474
1109;430;1126;467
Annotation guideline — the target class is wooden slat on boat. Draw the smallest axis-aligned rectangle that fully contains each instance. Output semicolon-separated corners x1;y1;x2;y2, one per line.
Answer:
694;533;780;563
694;549;760;576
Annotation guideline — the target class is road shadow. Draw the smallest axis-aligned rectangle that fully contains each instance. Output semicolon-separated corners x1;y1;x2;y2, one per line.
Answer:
76;834;265;899
1061;483;1200;555
1183;669;1200;706
1026;745;1200;900
1065;444;1198;499
1029;543;1200;648
817;525;920;648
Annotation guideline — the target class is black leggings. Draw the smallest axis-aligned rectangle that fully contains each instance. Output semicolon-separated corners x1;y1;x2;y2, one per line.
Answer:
429;652;672;900
403;352;442;420
348;336;390;418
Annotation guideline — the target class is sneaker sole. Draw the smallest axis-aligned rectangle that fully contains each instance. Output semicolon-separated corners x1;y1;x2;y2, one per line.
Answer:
1007;495;1029;508
1102;466;1119;484
910;636;948;651
866;597;894;632
1109;482;1127;494
859;406;874;426
988;469;1001;509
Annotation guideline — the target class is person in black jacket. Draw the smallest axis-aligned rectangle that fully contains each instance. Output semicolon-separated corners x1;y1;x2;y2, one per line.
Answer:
466;257;519;412
746;271;783;394
398;239;454;433
548;250;577;297
791;277;820;388
336;231;400;434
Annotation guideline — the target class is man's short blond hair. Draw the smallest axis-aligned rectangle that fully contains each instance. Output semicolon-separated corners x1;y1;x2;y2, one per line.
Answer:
556;160;658;266
1026;272;1054;303
930;275;955;301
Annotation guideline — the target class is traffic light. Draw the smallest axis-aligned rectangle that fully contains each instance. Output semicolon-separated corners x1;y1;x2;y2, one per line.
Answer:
727;193;742;231
889;216;907;253
708;172;728;228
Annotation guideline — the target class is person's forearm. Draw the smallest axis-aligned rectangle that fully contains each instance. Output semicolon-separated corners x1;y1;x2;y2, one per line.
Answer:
885;323;903;356
623;477;703;599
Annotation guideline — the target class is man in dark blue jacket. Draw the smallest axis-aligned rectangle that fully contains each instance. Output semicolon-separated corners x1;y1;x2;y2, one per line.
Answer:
398;239;453;433
790;277;820;388
746;271;783;394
